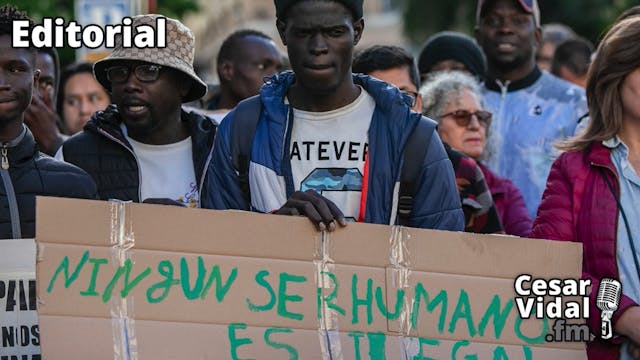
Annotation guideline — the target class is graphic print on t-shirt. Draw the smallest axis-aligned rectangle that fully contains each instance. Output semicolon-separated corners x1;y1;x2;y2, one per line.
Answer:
289;88;375;221
300;168;364;221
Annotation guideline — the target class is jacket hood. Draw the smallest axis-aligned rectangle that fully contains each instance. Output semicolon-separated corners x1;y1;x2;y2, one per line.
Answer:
259;71;420;140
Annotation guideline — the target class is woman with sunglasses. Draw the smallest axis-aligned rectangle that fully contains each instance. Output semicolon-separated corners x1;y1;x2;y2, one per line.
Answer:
421;70;531;237
531;16;640;360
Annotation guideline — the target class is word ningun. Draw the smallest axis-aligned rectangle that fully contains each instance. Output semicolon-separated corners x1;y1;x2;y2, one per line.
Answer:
12;17;166;49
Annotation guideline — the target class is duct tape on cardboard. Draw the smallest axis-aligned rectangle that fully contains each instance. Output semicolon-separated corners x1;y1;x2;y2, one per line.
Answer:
389;225;414;359
316;230;344;359
109;200;138;360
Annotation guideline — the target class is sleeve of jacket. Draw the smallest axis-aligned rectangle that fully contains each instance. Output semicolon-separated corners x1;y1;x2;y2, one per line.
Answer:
501;179;532;237
530;154;574;240
205;110;250;210
529;154;638;342
411;130;464;231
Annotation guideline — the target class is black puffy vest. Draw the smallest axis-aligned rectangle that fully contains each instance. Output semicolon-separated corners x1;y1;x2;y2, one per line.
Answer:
0;127;97;239
61;105;216;206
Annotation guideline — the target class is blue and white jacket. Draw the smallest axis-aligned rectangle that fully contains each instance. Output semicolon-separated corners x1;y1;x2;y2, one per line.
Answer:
481;68;588;218
207;72;464;230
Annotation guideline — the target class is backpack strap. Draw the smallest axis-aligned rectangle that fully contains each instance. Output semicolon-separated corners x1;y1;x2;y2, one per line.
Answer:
230;95;263;207
397;116;435;226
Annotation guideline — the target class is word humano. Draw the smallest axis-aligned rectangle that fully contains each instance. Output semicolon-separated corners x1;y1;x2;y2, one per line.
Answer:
11;17;166;49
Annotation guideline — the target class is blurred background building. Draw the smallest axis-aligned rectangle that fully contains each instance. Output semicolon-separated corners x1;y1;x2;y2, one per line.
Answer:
9;0;640;76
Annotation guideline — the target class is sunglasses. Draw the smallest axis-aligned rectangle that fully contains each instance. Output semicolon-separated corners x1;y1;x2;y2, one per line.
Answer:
440;110;492;127
106;64;163;83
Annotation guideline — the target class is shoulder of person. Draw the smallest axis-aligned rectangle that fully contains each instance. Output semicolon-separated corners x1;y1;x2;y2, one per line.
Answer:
539;72;586;100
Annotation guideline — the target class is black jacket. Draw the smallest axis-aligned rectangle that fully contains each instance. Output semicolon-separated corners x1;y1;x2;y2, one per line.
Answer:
0;127;97;239
61;105;216;207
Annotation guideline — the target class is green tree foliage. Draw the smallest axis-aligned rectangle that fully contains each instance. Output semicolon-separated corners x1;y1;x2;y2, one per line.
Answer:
398;0;640;47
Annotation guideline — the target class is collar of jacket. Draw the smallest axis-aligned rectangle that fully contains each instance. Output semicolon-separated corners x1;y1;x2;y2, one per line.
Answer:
484;66;542;92
84;104;214;148
6;126;38;167
84;104;215;183
259;71;418;122
586;141;615;170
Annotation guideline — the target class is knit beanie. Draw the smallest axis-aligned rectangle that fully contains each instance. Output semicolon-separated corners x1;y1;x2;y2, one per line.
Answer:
417;31;487;81
274;0;364;21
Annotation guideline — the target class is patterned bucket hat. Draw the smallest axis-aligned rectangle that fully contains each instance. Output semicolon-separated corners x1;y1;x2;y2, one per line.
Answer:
94;14;207;103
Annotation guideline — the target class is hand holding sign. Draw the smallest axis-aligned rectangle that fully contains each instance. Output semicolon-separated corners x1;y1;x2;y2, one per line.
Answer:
274;189;347;231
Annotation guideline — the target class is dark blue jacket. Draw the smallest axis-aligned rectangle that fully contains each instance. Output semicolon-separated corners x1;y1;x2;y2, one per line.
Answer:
60;105;216;207
207;72;464;230
0;127;96;239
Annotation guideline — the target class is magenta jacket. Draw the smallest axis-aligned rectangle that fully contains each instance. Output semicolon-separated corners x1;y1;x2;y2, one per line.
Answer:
531;141;636;360
478;162;532;237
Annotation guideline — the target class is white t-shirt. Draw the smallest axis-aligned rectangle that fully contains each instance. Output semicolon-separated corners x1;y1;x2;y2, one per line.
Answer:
126;135;200;208
289;88;375;221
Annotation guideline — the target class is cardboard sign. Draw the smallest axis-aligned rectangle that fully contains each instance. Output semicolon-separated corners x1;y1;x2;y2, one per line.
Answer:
0;239;40;359
35;197;587;359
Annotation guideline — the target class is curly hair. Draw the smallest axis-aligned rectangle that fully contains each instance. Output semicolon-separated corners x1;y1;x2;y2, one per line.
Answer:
0;5;33;36
419;71;483;122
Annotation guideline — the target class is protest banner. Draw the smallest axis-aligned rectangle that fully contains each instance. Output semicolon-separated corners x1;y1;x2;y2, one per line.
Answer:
35;197;587;359
0;239;40;359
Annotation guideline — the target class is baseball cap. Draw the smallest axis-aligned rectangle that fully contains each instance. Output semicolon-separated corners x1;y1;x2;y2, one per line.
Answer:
476;0;541;27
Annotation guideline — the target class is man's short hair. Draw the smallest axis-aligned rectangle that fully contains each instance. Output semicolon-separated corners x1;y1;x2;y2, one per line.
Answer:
0;5;32;36
274;0;363;22
541;23;576;46
0;5;36;61
217;29;272;66
551;38;594;78
352;45;420;88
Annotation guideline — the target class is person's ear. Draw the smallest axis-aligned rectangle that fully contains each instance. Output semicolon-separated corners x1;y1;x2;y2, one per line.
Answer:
533;26;542;49
276;19;288;46
353;18;364;45
219;60;234;82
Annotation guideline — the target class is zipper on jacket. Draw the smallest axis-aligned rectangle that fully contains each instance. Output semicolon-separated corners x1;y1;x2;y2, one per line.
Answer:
96;128;143;202
198;140;215;207
0;144;21;238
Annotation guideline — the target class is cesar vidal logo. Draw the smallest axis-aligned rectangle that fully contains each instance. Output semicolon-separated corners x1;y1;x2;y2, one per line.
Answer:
514;275;592;342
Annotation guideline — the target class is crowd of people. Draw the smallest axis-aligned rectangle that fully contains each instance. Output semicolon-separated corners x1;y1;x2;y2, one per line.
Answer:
0;0;639;358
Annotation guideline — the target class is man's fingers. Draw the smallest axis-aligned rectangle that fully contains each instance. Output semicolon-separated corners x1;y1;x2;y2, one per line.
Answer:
42;85;54;107
275;191;347;232
302;190;337;227
325;198;347;226
277;198;326;231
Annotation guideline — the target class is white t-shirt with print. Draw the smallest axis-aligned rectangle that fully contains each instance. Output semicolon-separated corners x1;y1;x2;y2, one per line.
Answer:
289;88;375;221
126;135;200;208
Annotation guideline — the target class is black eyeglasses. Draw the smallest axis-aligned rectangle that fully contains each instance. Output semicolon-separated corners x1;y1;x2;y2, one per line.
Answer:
105;64;163;83
402;90;419;107
440;110;492;127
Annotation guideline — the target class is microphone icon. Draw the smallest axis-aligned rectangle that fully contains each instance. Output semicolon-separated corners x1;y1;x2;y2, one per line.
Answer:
597;278;622;340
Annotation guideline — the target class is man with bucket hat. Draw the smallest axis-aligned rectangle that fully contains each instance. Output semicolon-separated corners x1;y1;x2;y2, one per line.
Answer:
58;14;216;208
474;0;587;218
